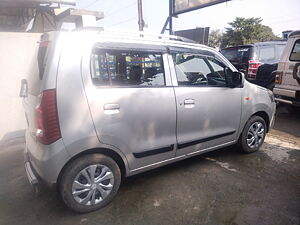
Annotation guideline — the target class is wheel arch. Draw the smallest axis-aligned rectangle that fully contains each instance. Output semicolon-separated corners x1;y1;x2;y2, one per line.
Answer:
57;147;127;187
252;111;270;132
238;109;271;141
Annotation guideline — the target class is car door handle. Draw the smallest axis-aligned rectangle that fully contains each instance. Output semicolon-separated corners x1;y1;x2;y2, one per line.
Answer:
184;99;195;105
183;99;195;108
104;103;120;114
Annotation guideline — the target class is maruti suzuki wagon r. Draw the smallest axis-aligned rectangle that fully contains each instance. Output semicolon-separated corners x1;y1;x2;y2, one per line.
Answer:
21;29;276;213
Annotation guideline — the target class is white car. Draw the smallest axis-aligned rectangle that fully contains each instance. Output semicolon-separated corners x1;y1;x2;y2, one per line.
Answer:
274;30;300;107
21;29;276;213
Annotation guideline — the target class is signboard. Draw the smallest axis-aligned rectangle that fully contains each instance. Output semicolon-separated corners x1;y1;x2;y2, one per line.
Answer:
174;0;230;15
175;27;210;45
0;0;76;7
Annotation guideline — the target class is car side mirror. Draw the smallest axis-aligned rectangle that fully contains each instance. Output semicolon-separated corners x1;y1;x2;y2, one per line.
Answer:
19;79;28;98
225;68;243;88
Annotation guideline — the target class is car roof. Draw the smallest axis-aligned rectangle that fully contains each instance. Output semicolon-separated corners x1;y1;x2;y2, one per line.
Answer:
50;27;219;55
221;40;286;51
289;30;300;38
71;27;209;48
254;40;287;46
221;45;254;51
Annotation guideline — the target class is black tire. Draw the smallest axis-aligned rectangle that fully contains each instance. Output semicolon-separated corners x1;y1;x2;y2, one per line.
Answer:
59;154;121;213
266;81;275;91
237;116;267;153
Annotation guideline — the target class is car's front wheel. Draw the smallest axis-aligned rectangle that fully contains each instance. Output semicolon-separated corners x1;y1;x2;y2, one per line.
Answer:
59;154;121;213
238;116;267;153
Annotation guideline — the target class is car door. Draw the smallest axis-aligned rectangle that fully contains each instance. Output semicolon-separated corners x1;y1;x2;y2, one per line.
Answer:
168;47;242;156
287;38;300;86
83;43;177;170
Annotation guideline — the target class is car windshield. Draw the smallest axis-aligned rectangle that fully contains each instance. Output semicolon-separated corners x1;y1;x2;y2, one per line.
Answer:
255;44;286;62
220;46;253;63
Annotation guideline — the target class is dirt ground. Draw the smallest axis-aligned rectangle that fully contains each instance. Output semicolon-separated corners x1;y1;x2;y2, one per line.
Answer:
0;106;299;225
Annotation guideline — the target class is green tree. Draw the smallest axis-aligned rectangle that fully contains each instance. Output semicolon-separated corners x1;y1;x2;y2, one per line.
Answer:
208;29;223;49
221;17;279;48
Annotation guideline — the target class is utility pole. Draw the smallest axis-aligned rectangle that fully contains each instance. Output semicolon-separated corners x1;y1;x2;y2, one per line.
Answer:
161;0;174;34
169;0;173;35
137;0;144;31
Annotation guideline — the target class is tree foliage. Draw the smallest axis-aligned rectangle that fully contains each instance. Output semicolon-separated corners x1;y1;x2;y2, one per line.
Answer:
208;29;222;49
220;17;279;48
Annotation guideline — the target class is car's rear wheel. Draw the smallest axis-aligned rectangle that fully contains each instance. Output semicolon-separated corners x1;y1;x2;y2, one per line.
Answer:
59;154;121;213
238;116;267;153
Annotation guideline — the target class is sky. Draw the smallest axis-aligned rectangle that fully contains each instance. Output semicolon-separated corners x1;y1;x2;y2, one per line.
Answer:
75;0;300;36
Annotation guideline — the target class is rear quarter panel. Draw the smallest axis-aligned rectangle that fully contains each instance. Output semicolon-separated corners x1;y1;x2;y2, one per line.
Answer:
56;33;130;174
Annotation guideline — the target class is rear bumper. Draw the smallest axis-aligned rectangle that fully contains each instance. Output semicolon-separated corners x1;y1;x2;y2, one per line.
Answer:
273;87;300;107
24;148;39;188
273;88;296;98
275;98;300;107
274;88;300;106
24;131;70;185
274;97;300;107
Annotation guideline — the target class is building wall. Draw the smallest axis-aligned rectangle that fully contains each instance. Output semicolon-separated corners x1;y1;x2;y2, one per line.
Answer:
0;32;41;142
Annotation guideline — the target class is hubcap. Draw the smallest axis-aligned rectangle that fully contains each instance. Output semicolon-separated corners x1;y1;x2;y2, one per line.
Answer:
72;164;114;206
246;121;265;149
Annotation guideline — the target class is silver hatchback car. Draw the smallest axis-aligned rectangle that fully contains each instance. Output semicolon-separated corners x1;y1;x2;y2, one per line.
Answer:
21;29;276;213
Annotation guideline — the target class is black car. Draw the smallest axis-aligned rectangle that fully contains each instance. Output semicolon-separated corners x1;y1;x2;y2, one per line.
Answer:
220;41;286;89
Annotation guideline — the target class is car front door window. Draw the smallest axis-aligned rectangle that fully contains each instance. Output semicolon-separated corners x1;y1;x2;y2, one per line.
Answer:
173;53;227;87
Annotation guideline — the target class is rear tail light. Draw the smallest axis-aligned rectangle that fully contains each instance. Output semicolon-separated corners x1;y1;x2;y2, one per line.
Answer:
248;60;262;79
275;71;283;84
35;89;61;145
37;36;50;80
39;40;50;47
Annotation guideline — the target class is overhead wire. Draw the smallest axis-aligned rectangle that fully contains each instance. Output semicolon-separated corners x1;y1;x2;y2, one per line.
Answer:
105;17;136;27
105;0;136;17
84;0;101;9
92;0;137;29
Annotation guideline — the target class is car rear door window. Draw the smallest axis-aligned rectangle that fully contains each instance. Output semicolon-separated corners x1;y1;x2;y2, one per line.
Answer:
290;39;300;61
91;49;165;87
258;46;275;61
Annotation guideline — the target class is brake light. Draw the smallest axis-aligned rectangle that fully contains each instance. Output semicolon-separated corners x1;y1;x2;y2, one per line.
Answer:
275;71;283;84
35;89;61;145
39;40;50;47
37;35;50;79
248;60;262;79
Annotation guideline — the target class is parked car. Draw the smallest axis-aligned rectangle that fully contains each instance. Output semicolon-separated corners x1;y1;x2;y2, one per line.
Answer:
20;29;276;213
220;41;286;89
273;30;300;107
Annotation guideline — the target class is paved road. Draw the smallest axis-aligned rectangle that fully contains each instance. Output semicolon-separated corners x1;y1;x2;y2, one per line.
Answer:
0;106;299;225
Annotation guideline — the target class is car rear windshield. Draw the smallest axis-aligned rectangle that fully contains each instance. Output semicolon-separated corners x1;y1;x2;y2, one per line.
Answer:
256;44;286;62
220;46;253;63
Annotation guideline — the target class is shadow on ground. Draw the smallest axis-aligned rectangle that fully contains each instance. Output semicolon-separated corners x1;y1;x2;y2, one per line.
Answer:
0;137;299;225
273;105;300;138
0;108;299;225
